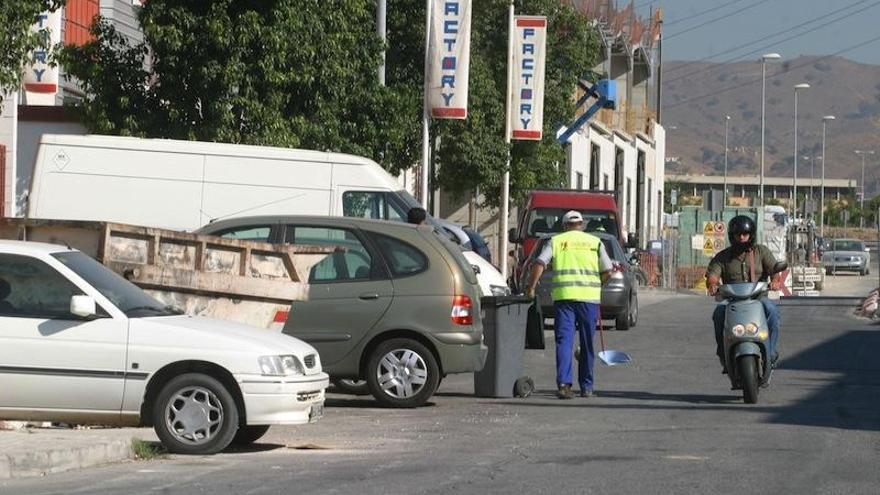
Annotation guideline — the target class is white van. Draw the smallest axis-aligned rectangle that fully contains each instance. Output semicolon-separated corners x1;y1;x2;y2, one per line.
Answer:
27;134;421;231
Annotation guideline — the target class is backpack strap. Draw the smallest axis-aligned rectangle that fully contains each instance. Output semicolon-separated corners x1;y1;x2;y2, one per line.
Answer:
748;248;756;282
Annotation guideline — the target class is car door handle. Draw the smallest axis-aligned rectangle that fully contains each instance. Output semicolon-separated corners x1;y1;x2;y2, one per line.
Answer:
359;293;380;300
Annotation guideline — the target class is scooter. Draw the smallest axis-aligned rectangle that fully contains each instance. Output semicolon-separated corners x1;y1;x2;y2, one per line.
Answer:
716;261;786;404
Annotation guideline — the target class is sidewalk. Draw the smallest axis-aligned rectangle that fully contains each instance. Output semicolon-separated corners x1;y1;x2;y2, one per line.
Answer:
0;426;157;479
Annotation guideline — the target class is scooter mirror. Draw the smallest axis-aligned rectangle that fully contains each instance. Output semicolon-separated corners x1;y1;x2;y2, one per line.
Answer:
772;261;788;274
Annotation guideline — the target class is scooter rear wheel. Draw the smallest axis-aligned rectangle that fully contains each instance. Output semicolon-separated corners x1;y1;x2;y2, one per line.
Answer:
739;356;760;404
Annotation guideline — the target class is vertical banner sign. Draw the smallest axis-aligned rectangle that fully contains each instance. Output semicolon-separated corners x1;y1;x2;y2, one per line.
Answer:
23;10;62;94
426;0;473;119
509;16;547;140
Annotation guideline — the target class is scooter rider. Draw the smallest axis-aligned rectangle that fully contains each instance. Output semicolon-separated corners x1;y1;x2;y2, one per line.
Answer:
706;215;783;370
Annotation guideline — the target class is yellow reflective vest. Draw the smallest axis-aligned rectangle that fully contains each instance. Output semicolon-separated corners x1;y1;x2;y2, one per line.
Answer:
549;230;603;302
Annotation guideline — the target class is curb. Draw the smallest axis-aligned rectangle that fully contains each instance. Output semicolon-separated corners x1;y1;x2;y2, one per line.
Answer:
0;436;135;480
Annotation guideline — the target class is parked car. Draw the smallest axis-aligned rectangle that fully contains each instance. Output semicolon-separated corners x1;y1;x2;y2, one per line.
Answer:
508;189;628;291
197;216;487;408
518;231;638;330
435;219;493;263
0;241;328;455
822;238;871;276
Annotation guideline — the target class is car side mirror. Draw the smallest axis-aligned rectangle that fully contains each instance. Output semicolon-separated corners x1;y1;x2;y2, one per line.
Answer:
508;228;520;244
70;295;96;318
626;232;639;249
471;264;481;275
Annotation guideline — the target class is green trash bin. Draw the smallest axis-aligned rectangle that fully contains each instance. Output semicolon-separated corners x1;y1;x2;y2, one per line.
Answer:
474;296;535;398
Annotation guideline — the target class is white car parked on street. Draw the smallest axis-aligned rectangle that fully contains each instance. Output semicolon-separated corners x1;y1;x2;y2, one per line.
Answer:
0;241;329;454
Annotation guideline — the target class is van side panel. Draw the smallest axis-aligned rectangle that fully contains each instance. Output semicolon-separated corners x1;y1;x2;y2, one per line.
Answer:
201;155;333;225
28;142;204;231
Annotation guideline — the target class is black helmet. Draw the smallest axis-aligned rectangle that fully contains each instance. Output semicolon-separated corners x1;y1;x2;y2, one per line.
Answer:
728;215;756;249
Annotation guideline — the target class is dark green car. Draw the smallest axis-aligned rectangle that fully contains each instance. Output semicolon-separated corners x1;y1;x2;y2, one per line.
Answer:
197;216;486;408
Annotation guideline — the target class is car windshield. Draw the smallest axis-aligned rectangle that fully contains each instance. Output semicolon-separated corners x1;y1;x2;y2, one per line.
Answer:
831;240;864;252
526;208;619;239
52;252;180;317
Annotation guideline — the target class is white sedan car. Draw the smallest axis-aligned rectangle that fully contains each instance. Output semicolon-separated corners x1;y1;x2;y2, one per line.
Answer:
0;241;329;454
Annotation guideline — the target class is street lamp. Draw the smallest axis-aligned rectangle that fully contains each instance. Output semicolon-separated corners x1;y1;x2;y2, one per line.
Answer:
803;155;821;213
760;53;782;207
820;115;836;237
793;83;810;219
855;149;875;228
724;115;731;206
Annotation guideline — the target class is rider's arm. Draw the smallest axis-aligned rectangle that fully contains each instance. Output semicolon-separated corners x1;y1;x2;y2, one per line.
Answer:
598;242;613;284
706;255;723;296
759;245;784;290
526;241;553;298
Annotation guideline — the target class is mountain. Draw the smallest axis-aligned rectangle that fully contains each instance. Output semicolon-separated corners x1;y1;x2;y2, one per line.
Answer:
663;56;880;195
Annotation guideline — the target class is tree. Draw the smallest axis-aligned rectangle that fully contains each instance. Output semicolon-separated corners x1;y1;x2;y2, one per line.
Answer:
59;0;420;174
0;1;65;95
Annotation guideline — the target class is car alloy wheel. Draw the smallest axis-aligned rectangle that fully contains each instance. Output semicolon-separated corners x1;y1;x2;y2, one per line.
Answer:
366;338;440;408
152;373;239;454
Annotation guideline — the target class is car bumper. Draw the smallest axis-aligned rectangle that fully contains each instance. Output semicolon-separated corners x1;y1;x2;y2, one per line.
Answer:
236;372;329;425
824;260;867;271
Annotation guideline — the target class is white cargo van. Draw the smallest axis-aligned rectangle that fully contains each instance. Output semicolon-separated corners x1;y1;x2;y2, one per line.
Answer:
26;134;421;231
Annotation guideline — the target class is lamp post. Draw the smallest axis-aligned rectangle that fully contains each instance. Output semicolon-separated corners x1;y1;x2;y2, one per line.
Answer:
760;53;782;207
820;115;836;237
793;83;810;219
724;115;731;206
855;149;875;228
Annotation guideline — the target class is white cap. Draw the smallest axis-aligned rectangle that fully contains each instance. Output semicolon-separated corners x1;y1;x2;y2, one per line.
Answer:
562;210;583;224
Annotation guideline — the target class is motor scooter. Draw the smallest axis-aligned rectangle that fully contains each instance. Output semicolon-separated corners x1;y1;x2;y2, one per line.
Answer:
716;261;786;404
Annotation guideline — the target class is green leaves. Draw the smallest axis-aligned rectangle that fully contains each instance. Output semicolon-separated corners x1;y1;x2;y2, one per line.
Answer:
0;0;65;96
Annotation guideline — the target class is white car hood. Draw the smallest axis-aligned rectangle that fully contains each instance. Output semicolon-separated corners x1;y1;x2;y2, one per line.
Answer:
139;315;318;356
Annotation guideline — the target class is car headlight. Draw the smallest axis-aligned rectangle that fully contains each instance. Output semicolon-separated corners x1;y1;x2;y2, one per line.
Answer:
731;324;745;337
259;355;305;376
744;322;759;336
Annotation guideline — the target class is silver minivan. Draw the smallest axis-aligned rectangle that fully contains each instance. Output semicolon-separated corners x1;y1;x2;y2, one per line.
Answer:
198;216;486;408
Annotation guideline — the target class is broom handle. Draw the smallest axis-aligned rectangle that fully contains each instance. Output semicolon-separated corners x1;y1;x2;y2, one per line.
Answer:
597;305;606;353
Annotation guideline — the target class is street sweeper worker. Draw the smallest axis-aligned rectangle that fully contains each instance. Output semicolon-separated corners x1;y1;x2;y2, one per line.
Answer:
525;210;612;400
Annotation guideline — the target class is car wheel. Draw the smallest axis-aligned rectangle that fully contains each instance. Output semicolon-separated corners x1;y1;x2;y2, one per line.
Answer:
331;378;371;396
231;425;271;446
628;293;639;328
825;267;832;276
615;296;632;331
366;338;440;408
152;373;239;455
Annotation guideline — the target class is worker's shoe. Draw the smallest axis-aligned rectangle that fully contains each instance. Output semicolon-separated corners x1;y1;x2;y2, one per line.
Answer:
579;389;593;398
556;384;574;400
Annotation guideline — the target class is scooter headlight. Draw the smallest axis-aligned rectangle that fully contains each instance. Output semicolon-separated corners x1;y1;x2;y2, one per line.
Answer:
744;322;759;336
757;330;769;341
731;324;745;337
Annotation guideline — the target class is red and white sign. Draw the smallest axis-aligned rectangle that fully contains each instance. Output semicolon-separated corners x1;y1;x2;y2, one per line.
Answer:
23;10;61;96
508;16;547;141
426;0;472;119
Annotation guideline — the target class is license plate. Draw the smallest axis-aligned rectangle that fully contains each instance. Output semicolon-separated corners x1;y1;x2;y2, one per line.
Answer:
309;402;325;422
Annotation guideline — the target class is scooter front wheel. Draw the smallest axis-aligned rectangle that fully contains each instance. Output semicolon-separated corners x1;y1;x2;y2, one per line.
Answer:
738;355;760;404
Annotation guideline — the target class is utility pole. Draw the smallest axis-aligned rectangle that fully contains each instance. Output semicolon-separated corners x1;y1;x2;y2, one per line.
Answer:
820;115;836;237
793;83;810;219
855;150;875;229
724;115;730;207
759;53;782;207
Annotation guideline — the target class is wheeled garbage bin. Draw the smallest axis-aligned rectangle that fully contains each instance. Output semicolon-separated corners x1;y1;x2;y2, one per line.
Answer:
474;295;535;398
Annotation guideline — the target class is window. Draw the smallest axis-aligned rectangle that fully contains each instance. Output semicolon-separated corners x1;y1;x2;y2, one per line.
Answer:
286;226;373;283
626;178;633;230
603;174;610;190
343;191;408;222
526;208;620;240
373;234;428;278
215;225;271;242
589;144;600;189
0;254;84;319
576;172;584;190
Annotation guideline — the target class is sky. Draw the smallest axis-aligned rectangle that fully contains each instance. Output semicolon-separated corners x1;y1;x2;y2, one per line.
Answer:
634;0;880;65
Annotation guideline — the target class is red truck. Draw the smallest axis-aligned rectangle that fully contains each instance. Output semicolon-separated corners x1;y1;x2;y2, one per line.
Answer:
508;189;630;289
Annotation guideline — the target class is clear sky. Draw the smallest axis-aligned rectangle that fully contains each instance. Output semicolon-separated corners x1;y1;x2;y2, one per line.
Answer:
635;0;880;65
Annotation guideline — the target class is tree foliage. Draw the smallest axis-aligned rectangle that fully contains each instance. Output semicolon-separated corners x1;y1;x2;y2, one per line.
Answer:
61;0;600;206
0;0;65;95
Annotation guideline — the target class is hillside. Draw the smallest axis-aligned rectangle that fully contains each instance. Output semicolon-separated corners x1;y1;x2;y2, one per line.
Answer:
664;56;880;195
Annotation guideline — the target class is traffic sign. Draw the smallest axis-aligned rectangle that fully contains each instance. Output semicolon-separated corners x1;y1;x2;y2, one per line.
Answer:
703;221;716;235
703;237;715;256
713;222;725;235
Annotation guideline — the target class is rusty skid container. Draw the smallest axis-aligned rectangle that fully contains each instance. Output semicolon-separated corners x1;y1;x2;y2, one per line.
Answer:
0;218;331;329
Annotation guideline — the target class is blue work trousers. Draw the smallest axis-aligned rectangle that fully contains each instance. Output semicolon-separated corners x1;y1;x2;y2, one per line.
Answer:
554;301;599;392
712;298;780;360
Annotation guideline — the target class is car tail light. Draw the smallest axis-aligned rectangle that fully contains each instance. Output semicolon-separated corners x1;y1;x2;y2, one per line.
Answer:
451;295;473;325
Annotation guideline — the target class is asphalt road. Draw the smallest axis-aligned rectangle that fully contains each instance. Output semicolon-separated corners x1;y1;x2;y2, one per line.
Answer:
5;293;879;495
